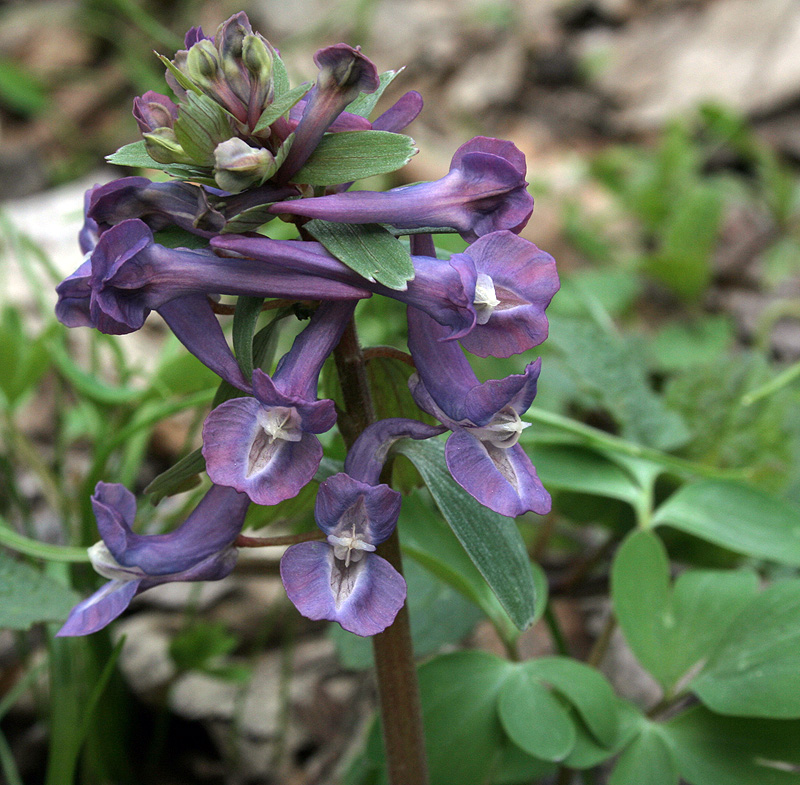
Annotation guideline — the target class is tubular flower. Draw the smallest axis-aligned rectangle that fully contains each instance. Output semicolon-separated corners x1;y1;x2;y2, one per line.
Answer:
211;234;477;339
407;307;551;518
269;136;533;242
58;483;250;637
55;218;370;336
280;419;441;635
202;302;355;505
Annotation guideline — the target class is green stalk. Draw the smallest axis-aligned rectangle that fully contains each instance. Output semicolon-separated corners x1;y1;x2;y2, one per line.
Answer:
333;317;429;785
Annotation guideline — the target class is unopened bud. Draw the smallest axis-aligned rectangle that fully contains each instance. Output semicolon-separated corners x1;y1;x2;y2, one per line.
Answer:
213;138;277;193
143;128;194;165
243;35;273;81
186;39;220;86
133;91;178;133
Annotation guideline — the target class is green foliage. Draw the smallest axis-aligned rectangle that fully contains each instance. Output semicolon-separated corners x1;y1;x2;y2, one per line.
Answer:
292;130;418;185
305;219;414;290
0;552;79;629
396;438;539;632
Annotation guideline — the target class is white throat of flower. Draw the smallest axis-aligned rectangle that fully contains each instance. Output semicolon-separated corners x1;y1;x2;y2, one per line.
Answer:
88;541;146;581
473;273;501;325
470;405;531;449
327;524;377;568
258;406;303;442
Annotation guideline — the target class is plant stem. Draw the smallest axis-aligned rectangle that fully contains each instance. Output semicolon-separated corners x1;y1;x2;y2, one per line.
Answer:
333;317;429;785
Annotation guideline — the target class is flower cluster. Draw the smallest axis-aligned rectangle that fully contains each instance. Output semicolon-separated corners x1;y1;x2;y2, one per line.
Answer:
56;13;559;638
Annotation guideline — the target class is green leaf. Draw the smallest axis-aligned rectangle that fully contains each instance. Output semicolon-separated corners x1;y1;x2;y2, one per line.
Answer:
646;184;722;301
106;139;169;170
562;698;642;769
169;621;239;672
173;92;235;165
0;57;47;116
232;296;264;380
692;580;800;718
528;657;619;748
395;438;539;631
548;315;690;451
611;530;759;690
418;651;512;785
665;706;800;785
221;203;279;233
525;444;644;507
609;725;678;785
498;668;575;761
491;740;557;785
254;82;313;132
305;220;414;290
346;69;404;118
0;552;78;629
398;490;530;645
329;558;483;669
271;51;290;96
293;130;417;186
653;480;800;564
144;448;205;504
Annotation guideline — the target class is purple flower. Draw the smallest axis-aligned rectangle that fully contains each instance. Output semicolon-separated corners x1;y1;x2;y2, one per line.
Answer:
280;418;441;635
407;307;551;518
57;482;249;637
280;473;406;636
211;234;477;339
452;230;559;358
202;302;355;505
55;218;370;336
269;136;533;242
132;91;179;134
87;177;225;238
276;44;380;182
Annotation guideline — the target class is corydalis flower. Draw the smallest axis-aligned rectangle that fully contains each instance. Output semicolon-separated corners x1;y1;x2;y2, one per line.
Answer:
211;234;477;339
58;483;249;636
202;302;355;505
280;473;405;636
269;136;533;242
276;44;379;182
453;230;559;358
279;418;440;636
55;218;369;336
407;307;551;518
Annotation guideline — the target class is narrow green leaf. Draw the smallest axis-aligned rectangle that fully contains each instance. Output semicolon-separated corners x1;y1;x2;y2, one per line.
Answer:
609;725;678;785
106;139;169;170
395;438;538;631
293;130;417;186
665;706;800;785
346;68;404;118
254;82;313;132
525;444;644;506
306;220;414;290
144;447;206;503
232;296;264;380
498;669;576;761
221;203;279;233
0;552;79;629
155;52;201;94
272;51;290;96
0;57;48;116
653;479;800;564
398;490;521;645
692;580;800;718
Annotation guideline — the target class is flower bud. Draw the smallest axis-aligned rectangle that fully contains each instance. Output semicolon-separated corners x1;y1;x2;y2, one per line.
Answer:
133;91;178;133
213;137;277;192
186;39;221;87
143;128;194;164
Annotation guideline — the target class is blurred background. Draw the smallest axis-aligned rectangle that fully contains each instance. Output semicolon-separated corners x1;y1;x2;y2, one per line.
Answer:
1;0;800;783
